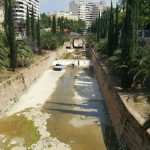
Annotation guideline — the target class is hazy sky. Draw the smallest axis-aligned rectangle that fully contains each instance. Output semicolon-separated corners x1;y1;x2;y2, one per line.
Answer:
39;0;118;13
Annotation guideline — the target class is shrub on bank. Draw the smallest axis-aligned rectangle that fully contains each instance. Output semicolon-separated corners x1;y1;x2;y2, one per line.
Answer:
86;33;96;45
41;32;67;50
97;40;108;55
0;31;8;47
17;41;33;67
0;44;9;70
107;49;122;75
129;43;150;89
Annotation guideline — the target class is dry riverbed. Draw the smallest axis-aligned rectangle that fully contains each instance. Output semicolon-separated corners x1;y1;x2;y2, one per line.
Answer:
0;68;70;150
0;65;120;149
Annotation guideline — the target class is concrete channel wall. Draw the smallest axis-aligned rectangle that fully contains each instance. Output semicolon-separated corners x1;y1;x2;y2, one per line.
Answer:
0;46;66;113
90;49;150;150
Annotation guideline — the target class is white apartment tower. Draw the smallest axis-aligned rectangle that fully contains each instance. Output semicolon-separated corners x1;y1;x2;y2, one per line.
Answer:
69;0;79;16
14;0;40;22
83;2;99;27
69;0;108;28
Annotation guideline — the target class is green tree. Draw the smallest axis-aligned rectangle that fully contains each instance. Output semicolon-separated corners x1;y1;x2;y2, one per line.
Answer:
96;12;101;42
31;5;35;42
101;10;109;38
62;18;85;33
37;17;41;53
52;15;56;34
8;0;17;71
139;0;150;29
4;0;9;36
133;0;139;54
108;1;115;56
40;13;51;29
114;3;119;50
100;17;104;38
57;17;64;32
16;41;33;67
129;45;150;87
48;17;52;28
41;32;66;50
26;5;31;37
60;18;64;33
121;0;139;89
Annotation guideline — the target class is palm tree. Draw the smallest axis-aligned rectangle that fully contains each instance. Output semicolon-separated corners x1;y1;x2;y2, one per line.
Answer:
130;47;150;85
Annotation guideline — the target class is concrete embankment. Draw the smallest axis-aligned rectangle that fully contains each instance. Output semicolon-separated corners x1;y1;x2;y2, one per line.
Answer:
89;49;150;150
0;45;66;114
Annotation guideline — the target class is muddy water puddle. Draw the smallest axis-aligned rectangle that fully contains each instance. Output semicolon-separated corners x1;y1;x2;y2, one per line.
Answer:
43;67;121;150
0;115;40;149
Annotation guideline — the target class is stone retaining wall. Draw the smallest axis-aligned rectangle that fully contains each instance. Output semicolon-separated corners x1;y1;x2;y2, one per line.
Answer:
90;49;150;150
0;46;66;113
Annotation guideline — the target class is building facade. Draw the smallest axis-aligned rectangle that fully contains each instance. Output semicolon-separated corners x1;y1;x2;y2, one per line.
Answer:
69;0;79;16
46;12;78;21
83;2;99;27
14;0;40;22
69;0;108;28
0;6;4;31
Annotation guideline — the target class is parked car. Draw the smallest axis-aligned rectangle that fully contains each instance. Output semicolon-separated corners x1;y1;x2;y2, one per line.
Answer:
53;64;63;71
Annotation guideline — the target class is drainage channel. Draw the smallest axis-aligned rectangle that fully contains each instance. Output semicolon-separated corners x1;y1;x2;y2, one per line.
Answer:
42;66;121;150
0;48;123;149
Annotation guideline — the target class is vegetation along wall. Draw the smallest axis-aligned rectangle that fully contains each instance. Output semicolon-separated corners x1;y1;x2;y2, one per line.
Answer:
90;49;150;150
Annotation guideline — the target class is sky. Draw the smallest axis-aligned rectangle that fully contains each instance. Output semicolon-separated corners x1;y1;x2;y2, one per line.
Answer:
39;0;118;13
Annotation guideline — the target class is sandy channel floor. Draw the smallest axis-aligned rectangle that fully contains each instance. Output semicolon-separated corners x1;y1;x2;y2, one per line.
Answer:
0;69;71;150
0;66;118;149
6;69;65;116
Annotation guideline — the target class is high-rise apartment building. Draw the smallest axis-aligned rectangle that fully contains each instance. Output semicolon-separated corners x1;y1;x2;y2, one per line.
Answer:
0;6;4;30
69;0;108;28
14;0;40;22
69;0;79;16
82;2;99;27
